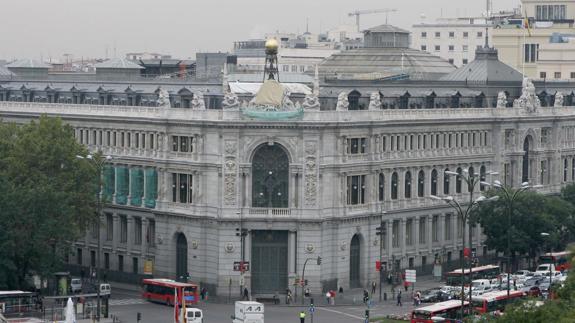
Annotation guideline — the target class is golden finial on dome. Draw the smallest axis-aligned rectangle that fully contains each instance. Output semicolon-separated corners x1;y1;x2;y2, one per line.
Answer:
265;39;279;55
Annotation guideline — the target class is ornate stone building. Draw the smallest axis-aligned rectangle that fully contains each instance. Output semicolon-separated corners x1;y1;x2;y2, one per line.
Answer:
2;43;575;297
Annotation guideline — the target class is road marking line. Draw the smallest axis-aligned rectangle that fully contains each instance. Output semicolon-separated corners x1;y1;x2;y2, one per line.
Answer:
316;307;365;320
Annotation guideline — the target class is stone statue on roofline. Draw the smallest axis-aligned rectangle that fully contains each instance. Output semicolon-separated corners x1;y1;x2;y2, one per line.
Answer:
191;92;206;110
336;92;349;111
156;87;171;108
554;91;564;108
222;91;240;110
513;77;540;113
368;92;382;110
496;91;507;108
303;65;321;111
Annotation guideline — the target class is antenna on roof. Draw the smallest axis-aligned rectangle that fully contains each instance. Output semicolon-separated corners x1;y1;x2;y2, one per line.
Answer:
485;0;490;48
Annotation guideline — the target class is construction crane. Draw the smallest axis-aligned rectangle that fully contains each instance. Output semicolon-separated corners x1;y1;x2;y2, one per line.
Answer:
348;8;398;32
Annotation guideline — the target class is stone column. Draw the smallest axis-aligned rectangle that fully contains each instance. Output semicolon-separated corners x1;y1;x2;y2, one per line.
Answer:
384;170;392;203
386;220;393;260
414;216;420;254
437;166;444;196
451;214;457;250
424;167;432;197
112;214;120;251
142;218;149;255
427;215;433;252
439;214;446;247
288;231;297;275
127;216;134;253
400;218;406;257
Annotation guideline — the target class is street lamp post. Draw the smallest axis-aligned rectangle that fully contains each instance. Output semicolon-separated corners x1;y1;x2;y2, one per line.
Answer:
480;180;542;298
375;208;387;302
429;169;497;320
77;153;112;321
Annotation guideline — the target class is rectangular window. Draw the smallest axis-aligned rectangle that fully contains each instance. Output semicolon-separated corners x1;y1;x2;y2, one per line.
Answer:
435;32;441;38
134;217;142;245
524;44;539;63
347;137;367;154
445;214;452;241
127;132;131;148
121;132;125;147
541;160;547;184
104;253;110;270
150;134;155;149
382;136;387;152
449;32;454;38
172;173;194;204
435;45;440;52
421;32;427;38
477;31;483;38
448;59;454;65
76;248;83;265
133;257;139;273
406;219;413;246
448;45;454;51
106;131;111;146
106;213;113;241
540;72;547;79
421;45;427;51
419;218;426;244
457;215;463;238
141;133;146;149
118;255;124;272
135;133;139;148
463;32;469;38
462;45;468;52
180;136;189;152
432;215;439;242
392;220;400;248
462;59;468;65
147;219;156;246
120;215;127;243
346;175;366;205
555;72;562;79
112;132;117;146
90;250;96;267
172;136;179;151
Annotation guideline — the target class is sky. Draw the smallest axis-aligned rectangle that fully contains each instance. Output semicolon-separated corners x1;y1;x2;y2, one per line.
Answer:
1;0;520;62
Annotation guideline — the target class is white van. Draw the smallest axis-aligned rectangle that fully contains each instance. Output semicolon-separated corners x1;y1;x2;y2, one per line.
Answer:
70;278;82;293
183;308;203;323
535;264;556;276
99;283;111;296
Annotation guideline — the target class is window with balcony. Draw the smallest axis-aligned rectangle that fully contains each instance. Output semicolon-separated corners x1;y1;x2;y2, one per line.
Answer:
172;173;193;204
172;136;195;153
347;137;367;154
536;5;566;21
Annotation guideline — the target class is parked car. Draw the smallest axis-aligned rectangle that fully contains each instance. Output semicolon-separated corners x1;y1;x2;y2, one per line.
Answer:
420;288;452;303
70;278;82;293
535;264;556;276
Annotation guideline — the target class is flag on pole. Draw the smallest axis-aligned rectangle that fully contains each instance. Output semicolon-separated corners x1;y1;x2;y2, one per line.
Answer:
174;288;180;323
523;15;532;36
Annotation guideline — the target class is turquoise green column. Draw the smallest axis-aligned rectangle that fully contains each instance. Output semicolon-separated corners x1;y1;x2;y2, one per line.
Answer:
115;166;129;205
144;168;158;208
103;165;115;203
130;168;144;206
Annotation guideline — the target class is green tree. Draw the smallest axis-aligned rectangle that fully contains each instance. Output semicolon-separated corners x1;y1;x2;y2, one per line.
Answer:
0;116;98;289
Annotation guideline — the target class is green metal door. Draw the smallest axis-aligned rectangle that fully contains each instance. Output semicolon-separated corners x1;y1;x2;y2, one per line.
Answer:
350;234;361;288
251;230;288;294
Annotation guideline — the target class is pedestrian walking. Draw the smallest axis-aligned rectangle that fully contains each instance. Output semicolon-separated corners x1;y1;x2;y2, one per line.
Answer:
286;289;292;304
325;291;330;304
404;280;409;292
371;281;376;295
243;287;249;301
363;289;369;304
396;291;402;306
299;310;306;323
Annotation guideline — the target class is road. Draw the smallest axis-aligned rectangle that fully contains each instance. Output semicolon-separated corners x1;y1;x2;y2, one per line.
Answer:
108;287;417;323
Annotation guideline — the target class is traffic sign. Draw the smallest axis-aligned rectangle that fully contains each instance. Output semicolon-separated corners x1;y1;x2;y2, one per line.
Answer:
405;269;416;283
233;261;250;272
309;305;315;313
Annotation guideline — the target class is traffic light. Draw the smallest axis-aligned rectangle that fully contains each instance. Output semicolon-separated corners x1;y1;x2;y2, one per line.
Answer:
305;279;309;286
376;225;386;236
317;256;322;265
137;312;141;322
310;298;314;306
235;228;248;237
365;309;370;319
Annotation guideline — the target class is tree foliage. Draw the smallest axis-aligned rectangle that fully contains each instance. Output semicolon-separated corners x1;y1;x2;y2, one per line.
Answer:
474;189;575;264
0;116;98;289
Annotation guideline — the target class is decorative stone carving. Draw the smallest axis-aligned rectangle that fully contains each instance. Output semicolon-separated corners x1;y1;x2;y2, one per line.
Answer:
368;92;382;110
224;158;236;173
224;141;237;154
282;89;295;110
513;78;540;113
156;87;171;108
225;243;235;253
340;241;347;251
304;141;317;155
222;92;240;110
336;92;349;111
496;91;507;108
304;141;318;207
555;91;564;108
302;94;320;111
223;140;238;206
191;92;206;110
191;240;199;249
305;244;315;253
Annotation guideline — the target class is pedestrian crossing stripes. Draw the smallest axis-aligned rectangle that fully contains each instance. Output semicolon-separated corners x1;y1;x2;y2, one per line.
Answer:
109;298;147;306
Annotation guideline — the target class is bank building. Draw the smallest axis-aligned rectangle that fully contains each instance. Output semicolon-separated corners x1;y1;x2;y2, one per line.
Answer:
2;25;575;298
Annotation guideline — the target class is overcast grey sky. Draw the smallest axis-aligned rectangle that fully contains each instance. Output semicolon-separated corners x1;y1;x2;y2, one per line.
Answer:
1;0;520;61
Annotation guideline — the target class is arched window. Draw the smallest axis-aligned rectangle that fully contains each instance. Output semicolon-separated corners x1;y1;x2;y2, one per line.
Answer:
444;168;450;195
431;169;438;196
252;144;289;208
456;167;463;193
391;172;398;200
564;159;568;182
468;166;475;192
379;173;385;201
348;90;361;110
176;233;188;280
480;165;486;191
405;171;412;198
418;170;425;197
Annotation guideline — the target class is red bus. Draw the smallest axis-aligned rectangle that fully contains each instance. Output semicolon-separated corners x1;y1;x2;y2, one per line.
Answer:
539;251;571;272
471;290;525;314
142;279;199;306
411;300;470;323
445;265;500;286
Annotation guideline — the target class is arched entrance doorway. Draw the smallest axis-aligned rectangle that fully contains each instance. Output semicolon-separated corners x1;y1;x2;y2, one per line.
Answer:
522;136;533;183
350;234;362;288
175;233;188;280
251;144;289;208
